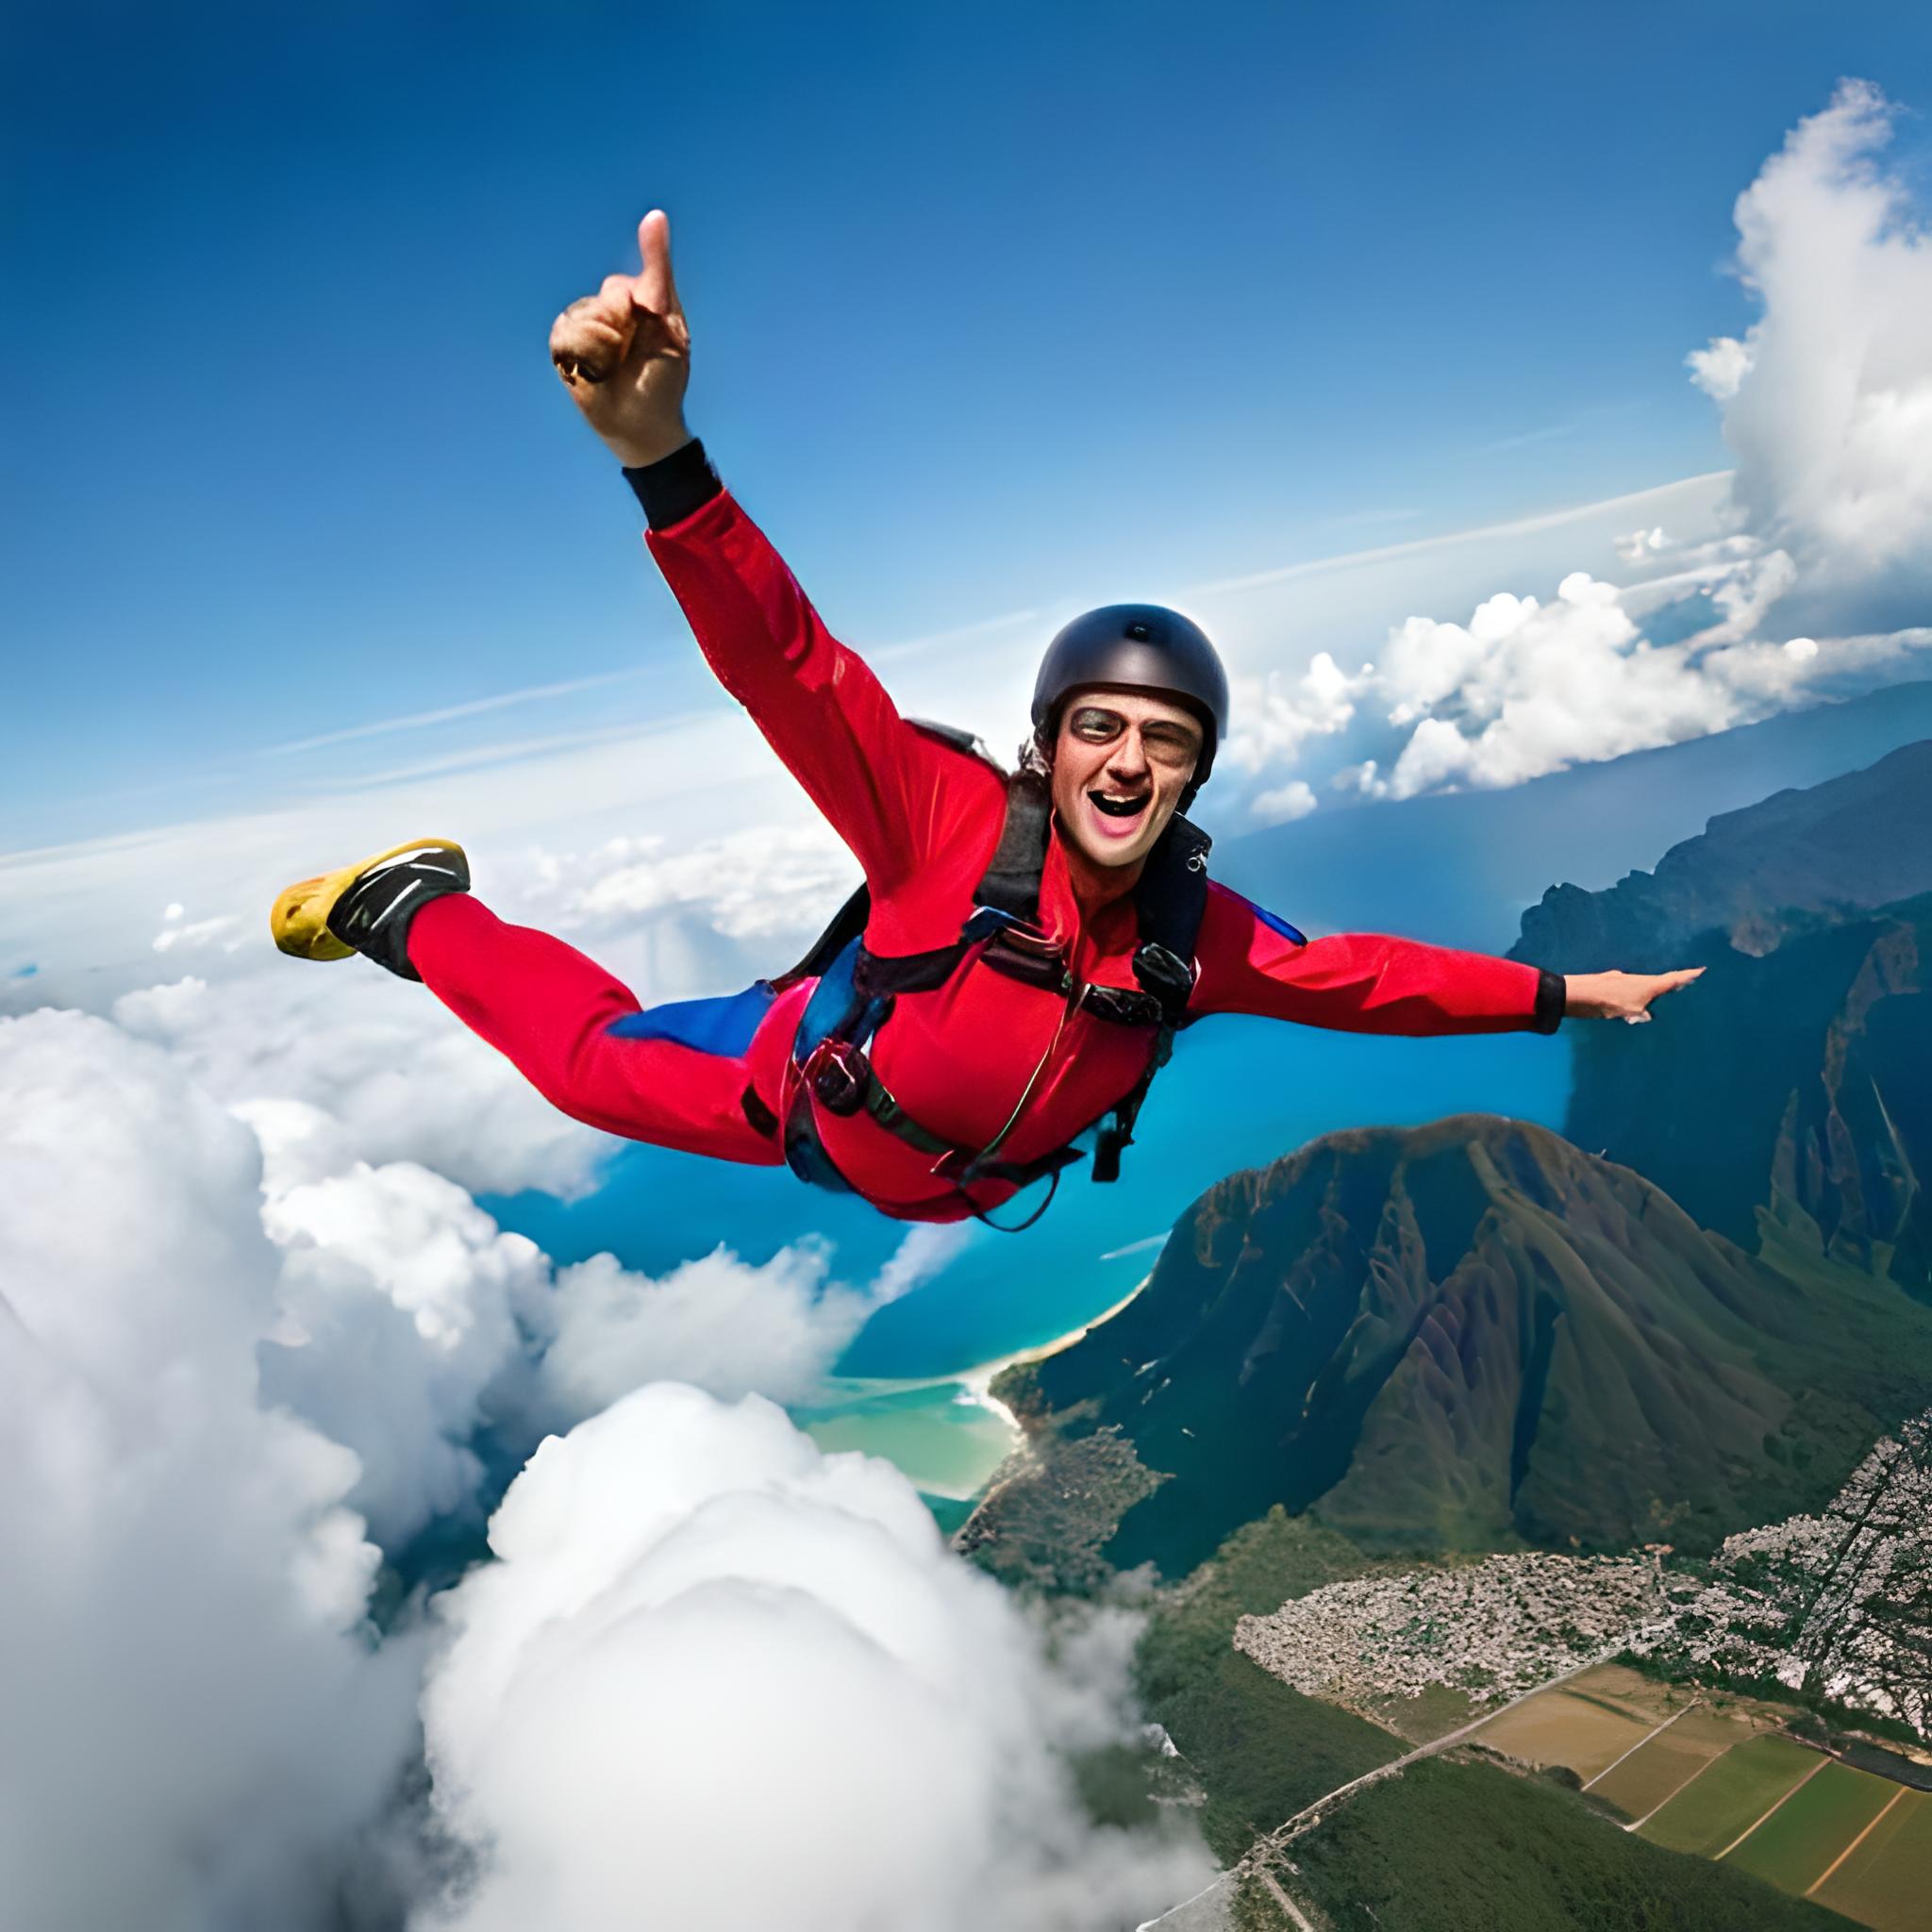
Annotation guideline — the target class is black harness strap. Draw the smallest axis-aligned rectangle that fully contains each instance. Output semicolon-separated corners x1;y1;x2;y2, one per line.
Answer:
772;720;1212;1216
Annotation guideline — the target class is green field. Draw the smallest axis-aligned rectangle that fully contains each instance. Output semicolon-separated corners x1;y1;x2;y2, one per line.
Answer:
1725;1760;1899;1892
1809;1786;1932;1932
1640;1733;1822;1857
1590;1707;1753;1822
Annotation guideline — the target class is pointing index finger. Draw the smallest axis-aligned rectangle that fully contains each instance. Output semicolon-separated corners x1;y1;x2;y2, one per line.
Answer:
634;208;682;317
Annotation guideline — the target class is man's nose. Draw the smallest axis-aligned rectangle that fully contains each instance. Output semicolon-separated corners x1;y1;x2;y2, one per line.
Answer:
1107;732;1151;778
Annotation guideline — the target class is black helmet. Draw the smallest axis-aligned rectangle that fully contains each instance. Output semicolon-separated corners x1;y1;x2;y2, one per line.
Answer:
1031;604;1229;808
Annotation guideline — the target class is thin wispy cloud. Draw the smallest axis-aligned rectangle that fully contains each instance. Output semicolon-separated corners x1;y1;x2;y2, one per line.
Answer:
869;607;1042;664
284;713;713;793
1185;470;1733;600
259;667;653;757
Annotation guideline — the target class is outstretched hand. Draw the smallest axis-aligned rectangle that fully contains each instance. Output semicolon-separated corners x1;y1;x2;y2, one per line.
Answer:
1563;966;1706;1024
550;209;692;469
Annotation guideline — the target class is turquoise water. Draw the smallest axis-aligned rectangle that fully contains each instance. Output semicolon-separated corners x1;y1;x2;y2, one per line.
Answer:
487;1019;1572;1381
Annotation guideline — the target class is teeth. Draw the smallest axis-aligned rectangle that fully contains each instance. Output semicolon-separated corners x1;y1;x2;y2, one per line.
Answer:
1090;791;1149;820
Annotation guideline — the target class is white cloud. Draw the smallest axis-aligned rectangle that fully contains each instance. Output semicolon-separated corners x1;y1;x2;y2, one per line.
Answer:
1226;81;1932;809
0;1011;418;1931
1613;525;1670;564
520;820;855;945
415;1384;1210;1932
114;969;608;1200
0;1008;1195;1931
524;1224;967;1429
1686;337;1751;403
234;1095;969;1547
153;903;244;954
1224;651;1367;776
1250;778;1318;826
1707;79;1932;631
248;1112;549;1549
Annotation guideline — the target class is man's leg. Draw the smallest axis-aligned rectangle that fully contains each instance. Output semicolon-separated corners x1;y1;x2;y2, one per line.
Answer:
406;893;784;1165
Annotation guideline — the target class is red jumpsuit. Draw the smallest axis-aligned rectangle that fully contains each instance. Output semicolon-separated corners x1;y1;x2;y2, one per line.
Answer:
408;475;1561;1224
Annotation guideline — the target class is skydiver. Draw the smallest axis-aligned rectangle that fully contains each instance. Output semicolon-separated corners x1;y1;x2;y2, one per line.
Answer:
271;212;1703;1228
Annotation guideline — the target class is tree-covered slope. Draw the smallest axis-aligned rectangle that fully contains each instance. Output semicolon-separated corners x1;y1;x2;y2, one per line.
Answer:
1015;1116;1932;1574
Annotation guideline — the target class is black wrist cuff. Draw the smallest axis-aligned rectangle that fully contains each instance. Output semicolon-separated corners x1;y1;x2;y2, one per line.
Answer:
1532;967;1566;1034
624;438;722;529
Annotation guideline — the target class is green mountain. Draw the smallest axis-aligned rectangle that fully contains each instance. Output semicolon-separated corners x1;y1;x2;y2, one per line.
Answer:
1509;741;1932;1291
1513;739;1932;969
1004;1115;1932;1575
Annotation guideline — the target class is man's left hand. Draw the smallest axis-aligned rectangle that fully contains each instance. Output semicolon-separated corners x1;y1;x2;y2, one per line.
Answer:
1562;966;1706;1023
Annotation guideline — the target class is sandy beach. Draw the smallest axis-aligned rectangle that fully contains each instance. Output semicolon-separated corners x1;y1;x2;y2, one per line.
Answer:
801;1278;1149;1500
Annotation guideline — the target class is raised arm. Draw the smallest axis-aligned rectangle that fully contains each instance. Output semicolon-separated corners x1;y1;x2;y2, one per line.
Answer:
549;212;992;894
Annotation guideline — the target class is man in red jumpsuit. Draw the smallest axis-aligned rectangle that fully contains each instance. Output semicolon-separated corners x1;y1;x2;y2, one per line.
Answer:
272;213;1703;1227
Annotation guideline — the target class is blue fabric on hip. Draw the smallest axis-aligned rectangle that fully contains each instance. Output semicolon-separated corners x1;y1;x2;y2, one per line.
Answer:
606;982;775;1056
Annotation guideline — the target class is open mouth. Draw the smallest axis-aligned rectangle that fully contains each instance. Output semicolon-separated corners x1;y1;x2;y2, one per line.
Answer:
1088;789;1151;825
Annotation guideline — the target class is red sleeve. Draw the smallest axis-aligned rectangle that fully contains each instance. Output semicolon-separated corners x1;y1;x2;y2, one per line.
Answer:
1190;881;1560;1036
644;490;991;893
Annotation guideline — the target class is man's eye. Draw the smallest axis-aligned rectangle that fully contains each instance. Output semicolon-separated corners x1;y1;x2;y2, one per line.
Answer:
1072;709;1124;740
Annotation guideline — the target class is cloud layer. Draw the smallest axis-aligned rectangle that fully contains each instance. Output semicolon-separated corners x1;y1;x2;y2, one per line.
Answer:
415;1384;1209;1932
0;1011;419;1931
0;1008;1202;1929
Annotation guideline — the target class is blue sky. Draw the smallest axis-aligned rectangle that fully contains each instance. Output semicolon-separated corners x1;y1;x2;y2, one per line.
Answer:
7;1;1932;850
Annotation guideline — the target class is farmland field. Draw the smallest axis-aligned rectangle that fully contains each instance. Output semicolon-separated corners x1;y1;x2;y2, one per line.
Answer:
1473;1688;1655;1781
1560;1663;1680;1724
1809;1786;1932;1932
1639;1732;1820;1857
1588;1706;1750;1822
1724;1760;1898;1891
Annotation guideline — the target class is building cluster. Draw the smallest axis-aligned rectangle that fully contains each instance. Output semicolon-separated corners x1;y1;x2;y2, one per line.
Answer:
1234;1413;1932;1742
1233;1549;1684;1709
1632;1413;1932;1740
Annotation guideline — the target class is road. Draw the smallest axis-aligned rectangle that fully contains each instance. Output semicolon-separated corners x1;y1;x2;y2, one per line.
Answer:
1139;1639;1636;1929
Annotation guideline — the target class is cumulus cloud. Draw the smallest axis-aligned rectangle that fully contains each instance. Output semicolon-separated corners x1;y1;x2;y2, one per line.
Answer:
236;1096;968;1548
1250;778;1318;826
114;969;608;1200
415;1384;1210;1932
1;1006;1197;1932
521;821;855;946
1686;338;1751;403
1704;79;1932;633
247;1103;550;1548
0;1011;418;1931
1225;651;1364;780
523;1224;968;1429
1229;80;1932;813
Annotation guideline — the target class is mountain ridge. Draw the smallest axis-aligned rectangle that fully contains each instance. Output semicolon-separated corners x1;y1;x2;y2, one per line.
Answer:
994;1113;1932;1575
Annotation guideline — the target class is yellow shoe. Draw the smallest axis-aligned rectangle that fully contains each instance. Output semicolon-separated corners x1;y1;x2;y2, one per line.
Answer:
271;839;469;978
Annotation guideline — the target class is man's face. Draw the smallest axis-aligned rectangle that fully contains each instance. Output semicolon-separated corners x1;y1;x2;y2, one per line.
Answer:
1049;687;1204;871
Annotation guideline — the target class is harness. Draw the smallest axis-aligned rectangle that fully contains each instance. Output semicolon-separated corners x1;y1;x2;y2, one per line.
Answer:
767;722;1211;1228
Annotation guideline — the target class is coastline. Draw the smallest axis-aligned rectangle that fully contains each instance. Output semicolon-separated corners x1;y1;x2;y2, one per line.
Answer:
799;1278;1149;1500
956;1277;1148;1431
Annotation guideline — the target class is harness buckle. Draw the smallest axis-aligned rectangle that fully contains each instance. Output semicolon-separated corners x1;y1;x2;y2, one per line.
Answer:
803;1037;870;1117
965;908;1074;994
1133;940;1196;1008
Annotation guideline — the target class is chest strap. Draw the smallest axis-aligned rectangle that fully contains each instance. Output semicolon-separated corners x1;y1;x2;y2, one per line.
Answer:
769;724;1212;1211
